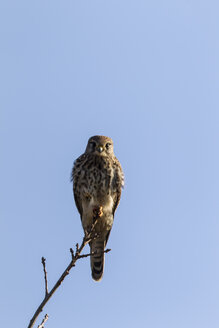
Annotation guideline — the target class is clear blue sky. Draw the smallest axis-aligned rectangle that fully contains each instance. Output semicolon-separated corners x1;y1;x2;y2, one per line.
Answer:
1;1;219;327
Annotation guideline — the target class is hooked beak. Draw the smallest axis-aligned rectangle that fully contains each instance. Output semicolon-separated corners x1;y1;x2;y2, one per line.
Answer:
97;146;103;153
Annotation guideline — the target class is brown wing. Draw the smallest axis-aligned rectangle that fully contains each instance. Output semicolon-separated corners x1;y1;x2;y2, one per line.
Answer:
105;158;124;245
71;154;86;218
73;190;83;218
112;157;124;216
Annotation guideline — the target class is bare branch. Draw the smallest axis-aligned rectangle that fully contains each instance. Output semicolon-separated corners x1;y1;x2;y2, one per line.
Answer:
41;257;48;296
27;214;110;328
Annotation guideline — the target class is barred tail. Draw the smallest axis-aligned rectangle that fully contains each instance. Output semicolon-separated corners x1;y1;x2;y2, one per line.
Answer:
90;239;105;281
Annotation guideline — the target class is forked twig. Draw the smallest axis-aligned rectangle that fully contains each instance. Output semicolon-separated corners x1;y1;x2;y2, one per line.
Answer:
27;215;110;328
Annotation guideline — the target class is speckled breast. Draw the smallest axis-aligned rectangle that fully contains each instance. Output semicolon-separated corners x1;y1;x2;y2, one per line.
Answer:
79;155;114;198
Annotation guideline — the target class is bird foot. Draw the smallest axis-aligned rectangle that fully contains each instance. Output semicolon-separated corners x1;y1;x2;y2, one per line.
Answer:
93;206;103;218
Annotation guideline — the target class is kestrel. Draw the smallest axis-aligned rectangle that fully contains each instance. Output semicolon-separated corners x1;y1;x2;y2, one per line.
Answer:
72;135;124;281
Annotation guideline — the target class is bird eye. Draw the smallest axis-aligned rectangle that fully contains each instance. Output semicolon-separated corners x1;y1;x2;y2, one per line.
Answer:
106;143;111;149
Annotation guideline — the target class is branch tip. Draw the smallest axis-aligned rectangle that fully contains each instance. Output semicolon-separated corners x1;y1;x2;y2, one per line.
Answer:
37;314;49;328
41;256;48;296
70;248;74;260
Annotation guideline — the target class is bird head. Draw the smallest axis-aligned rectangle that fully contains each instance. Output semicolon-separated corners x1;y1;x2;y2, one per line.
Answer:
85;135;114;156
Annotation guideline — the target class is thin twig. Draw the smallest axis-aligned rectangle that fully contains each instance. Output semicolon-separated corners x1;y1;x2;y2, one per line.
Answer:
27;215;110;328
70;248;74;260
41;257;48;296
75;243;79;255
37;314;49;328
78;248;111;259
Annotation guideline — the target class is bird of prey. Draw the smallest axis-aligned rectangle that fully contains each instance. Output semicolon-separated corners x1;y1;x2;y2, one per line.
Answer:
72;135;124;281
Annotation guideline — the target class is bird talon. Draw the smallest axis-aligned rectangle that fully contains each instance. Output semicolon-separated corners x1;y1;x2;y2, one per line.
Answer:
93;206;103;218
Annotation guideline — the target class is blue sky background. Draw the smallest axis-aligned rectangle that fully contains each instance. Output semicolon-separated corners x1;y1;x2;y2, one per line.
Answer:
1;1;219;327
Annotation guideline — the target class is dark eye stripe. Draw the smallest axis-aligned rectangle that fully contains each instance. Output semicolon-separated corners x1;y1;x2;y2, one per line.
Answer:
89;141;96;148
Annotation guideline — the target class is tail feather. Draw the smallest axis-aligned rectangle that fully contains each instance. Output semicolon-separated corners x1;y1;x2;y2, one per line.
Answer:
90;240;105;281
